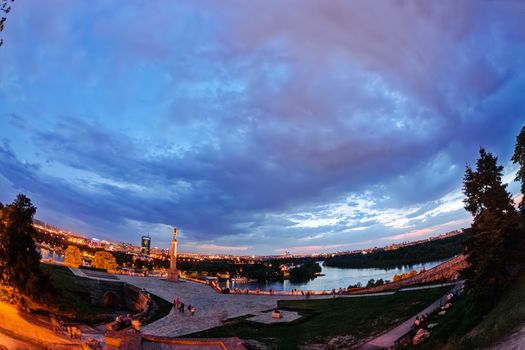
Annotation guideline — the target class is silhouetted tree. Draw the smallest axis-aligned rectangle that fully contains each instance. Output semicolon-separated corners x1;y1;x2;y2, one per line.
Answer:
512;125;525;215
0;194;53;299
0;0;16;48
463;148;519;308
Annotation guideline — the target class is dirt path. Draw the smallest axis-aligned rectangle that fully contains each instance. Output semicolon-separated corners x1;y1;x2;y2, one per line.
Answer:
0;331;40;350
0;301;83;349
359;283;463;349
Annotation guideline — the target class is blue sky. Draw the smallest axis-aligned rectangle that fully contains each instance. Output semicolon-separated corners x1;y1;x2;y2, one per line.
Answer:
1;1;524;254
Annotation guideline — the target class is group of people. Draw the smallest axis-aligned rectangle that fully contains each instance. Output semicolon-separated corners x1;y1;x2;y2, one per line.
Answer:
115;313;134;327
217;285;354;297
412;313;430;330
173;297;196;316
438;291;456;315
50;315;82;339
408;290;459;345
330;288;346;297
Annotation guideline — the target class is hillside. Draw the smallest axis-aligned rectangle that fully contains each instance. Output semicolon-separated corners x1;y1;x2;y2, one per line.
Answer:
324;233;469;269
413;266;525;349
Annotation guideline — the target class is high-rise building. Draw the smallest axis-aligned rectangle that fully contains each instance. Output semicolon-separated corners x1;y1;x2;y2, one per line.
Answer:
141;235;151;255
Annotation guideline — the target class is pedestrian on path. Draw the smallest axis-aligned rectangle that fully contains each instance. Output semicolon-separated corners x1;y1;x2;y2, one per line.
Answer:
173;297;181;314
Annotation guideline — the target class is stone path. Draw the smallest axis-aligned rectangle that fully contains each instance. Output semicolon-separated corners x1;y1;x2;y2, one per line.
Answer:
68;266;467;345
398;281;464;292
359;282;463;350
114;274;464;339
69;267;119;281
117;275;303;337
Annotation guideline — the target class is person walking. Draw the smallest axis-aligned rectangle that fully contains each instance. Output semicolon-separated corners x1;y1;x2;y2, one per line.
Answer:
173;297;180;314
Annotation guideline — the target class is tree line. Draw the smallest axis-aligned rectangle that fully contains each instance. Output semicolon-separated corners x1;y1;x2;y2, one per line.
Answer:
323;233;469;269
462;126;525;309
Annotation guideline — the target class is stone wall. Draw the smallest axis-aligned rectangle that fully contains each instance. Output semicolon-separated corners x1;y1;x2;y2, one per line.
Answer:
74;277;149;313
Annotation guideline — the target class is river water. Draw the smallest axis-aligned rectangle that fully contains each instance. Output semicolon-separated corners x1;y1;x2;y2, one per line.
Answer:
220;259;446;292
39;248;64;263
38;247;445;292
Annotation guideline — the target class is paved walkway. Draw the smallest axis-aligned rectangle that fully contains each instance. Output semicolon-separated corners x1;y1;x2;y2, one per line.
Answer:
117;275;302;337
359;282;463;350
117;275;448;338
398;281;464;292
84;271;462;339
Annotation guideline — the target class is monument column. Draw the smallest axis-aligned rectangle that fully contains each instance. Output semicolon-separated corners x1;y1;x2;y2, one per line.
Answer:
167;227;179;281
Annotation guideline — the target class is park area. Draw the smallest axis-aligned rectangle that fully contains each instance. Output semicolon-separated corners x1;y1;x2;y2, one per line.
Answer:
174;285;449;349
0;263;453;349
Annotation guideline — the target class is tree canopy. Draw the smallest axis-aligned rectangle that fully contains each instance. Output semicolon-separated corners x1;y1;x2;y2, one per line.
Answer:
92;251;118;272
512;125;525;214
463;148;520;307
64;245;83;268
0;194;53;299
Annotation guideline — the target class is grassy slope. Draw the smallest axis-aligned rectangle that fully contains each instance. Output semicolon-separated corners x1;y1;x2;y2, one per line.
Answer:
40;263;112;322
189;287;449;349
416;268;525;349
41;263;172;325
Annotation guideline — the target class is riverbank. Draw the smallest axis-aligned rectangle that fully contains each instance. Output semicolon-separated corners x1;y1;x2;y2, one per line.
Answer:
324;232;468;269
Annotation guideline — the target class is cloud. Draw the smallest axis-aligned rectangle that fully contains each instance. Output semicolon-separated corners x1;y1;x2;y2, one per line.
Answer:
184;243;251;253
275;244;348;255
0;1;524;253
383;219;472;242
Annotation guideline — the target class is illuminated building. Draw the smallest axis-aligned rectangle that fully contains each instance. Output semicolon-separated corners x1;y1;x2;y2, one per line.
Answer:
141;235;151;255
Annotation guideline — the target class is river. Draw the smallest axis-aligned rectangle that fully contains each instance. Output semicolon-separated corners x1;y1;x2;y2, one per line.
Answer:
219;259;446;292
37;247;446;292
39;248;64;263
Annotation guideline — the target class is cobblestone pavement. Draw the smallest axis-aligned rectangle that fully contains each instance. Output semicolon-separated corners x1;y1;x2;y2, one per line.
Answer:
117;276;307;337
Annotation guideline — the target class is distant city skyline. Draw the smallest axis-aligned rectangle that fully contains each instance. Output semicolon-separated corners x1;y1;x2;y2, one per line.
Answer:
1;1;524;254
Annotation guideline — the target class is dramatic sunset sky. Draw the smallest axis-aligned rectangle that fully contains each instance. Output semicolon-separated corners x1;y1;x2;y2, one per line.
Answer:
1;1;524;254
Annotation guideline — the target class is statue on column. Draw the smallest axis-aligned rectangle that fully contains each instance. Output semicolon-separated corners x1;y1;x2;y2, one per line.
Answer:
167;227;179;281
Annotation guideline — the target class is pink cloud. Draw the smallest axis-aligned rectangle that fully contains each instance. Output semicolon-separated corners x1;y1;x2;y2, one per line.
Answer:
276;244;348;254
382;218;471;242
184;243;251;252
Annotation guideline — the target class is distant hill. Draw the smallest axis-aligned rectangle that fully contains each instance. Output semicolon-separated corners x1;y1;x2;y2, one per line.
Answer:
324;233;469;269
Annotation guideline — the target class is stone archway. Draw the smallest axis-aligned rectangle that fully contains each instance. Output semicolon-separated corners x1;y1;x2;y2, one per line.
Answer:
103;291;119;308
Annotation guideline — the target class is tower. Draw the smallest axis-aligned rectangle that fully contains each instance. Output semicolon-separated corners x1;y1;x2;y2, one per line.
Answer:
167;227;179;281
141;235;151;255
